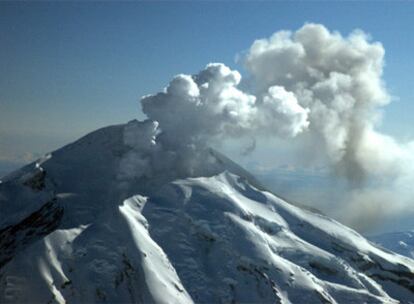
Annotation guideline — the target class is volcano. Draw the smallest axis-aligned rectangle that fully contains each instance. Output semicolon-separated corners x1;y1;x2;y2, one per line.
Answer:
1;121;414;304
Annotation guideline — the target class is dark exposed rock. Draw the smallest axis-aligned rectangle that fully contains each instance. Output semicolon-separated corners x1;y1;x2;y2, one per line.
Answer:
0;198;63;269
23;170;47;191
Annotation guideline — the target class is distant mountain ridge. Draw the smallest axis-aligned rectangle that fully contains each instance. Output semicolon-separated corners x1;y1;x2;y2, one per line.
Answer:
1;121;414;303
369;231;414;259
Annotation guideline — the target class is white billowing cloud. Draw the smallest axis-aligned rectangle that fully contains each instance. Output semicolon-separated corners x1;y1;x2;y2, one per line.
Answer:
141;63;309;150
117;62;309;196
245;23;414;230
245;23;393;182
261;86;309;137
120;23;414;231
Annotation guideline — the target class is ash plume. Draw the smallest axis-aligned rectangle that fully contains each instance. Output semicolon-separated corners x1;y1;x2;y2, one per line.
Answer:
243;23;414;230
123;23;414;230
245;23;392;182
141;63;309;150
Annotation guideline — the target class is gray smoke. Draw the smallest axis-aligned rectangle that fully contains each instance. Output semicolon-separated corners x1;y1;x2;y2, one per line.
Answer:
123;23;414;231
245;23;392;182
120;63;309;189
141;63;309;151
244;23;414;230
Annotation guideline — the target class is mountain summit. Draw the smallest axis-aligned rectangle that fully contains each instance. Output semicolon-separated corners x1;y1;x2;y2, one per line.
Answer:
1;121;414;303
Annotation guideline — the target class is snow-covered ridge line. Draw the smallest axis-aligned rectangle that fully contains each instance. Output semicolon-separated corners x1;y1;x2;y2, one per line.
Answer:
140;170;414;302
0;122;414;303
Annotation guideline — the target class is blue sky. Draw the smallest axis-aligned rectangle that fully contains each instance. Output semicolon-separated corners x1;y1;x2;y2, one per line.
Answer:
1;1;414;165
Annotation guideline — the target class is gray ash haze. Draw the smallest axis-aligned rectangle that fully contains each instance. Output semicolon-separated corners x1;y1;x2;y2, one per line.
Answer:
135;23;414;231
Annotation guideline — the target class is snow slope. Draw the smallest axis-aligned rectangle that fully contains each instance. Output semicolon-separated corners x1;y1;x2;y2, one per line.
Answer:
1;121;414;303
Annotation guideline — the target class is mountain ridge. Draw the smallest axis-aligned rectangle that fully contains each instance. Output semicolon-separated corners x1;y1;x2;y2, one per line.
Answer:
369;231;414;260
1;121;414;303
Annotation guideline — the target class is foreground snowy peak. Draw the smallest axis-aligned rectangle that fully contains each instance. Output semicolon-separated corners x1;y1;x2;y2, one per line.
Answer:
146;173;414;303
1;122;414;303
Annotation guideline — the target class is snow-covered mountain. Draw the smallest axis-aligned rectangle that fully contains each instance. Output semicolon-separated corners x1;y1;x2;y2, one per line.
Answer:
369;232;414;260
1;121;414;304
